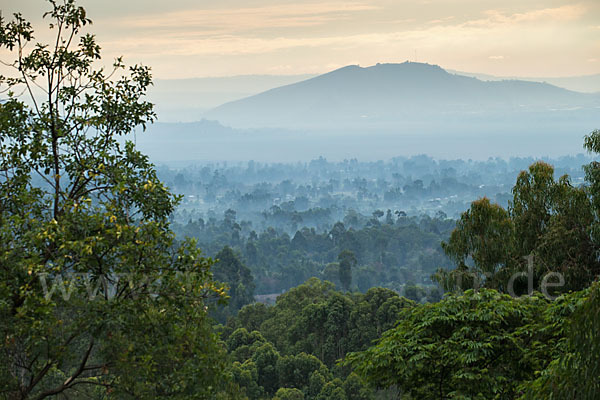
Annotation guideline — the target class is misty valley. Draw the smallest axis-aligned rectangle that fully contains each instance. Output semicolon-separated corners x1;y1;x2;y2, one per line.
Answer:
160;154;590;297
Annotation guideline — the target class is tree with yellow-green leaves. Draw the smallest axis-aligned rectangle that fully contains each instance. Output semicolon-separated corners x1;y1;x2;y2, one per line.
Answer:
0;1;234;398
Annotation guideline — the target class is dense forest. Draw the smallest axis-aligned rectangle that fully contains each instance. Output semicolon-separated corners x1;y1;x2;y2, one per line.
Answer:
175;212;454;296
1;3;599;400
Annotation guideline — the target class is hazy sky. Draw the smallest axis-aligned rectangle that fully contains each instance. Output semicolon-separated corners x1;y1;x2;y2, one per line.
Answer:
2;0;599;79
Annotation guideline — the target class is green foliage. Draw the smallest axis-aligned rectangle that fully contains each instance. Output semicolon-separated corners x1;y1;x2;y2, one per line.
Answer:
347;287;413;350
520;283;600;400
342;373;373;400
251;342;281;396
437;198;514;291
273;387;305;400
226;328;268;362
346;289;549;400
235;302;273;332
223;279;406;399
0;1;230;398
583;129;600;250
212;246;255;322
338;250;356;291
315;379;346;400
307;370;328;399
227;279;413;368
175;214;454;294
350;132;600;399
403;282;428;302
231;361;261;400
276;353;325;391
436;138;600;294
225;278;600;399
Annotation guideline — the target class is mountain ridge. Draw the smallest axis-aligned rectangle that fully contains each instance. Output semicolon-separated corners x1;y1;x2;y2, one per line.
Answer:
204;62;599;130
446;69;600;93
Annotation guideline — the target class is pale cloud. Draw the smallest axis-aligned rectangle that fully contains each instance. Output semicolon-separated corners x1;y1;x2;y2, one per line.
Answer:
428;16;455;25
104;35;355;57
122;2;379;33
267;64;294;73
81;0;599;77
461;4;586;28
106;3;589;58
103;3;588;53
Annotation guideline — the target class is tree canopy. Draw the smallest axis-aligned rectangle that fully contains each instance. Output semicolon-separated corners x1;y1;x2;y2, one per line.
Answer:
436;131;600;295
348;131;600;400
0;1;232;398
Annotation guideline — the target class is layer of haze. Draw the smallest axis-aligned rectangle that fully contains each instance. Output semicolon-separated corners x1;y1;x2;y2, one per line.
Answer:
1;1;598;163
2;0;599;79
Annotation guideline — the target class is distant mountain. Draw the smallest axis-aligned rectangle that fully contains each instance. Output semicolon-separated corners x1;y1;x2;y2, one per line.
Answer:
148;74;316;122
204;62;600;130
447;69;600;94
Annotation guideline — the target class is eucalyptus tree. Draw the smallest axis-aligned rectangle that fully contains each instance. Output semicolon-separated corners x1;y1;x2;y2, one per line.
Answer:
436;132;600;295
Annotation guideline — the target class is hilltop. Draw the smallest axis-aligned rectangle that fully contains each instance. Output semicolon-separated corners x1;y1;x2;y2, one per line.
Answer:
204;62;599;130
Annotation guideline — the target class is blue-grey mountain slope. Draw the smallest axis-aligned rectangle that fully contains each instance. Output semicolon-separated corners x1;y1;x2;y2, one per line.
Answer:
204;62;600;131
447;69;600;93
148;74;316;122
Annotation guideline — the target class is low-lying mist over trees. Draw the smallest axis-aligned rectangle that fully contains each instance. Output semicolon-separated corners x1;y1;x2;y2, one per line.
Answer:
160;153;591;227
